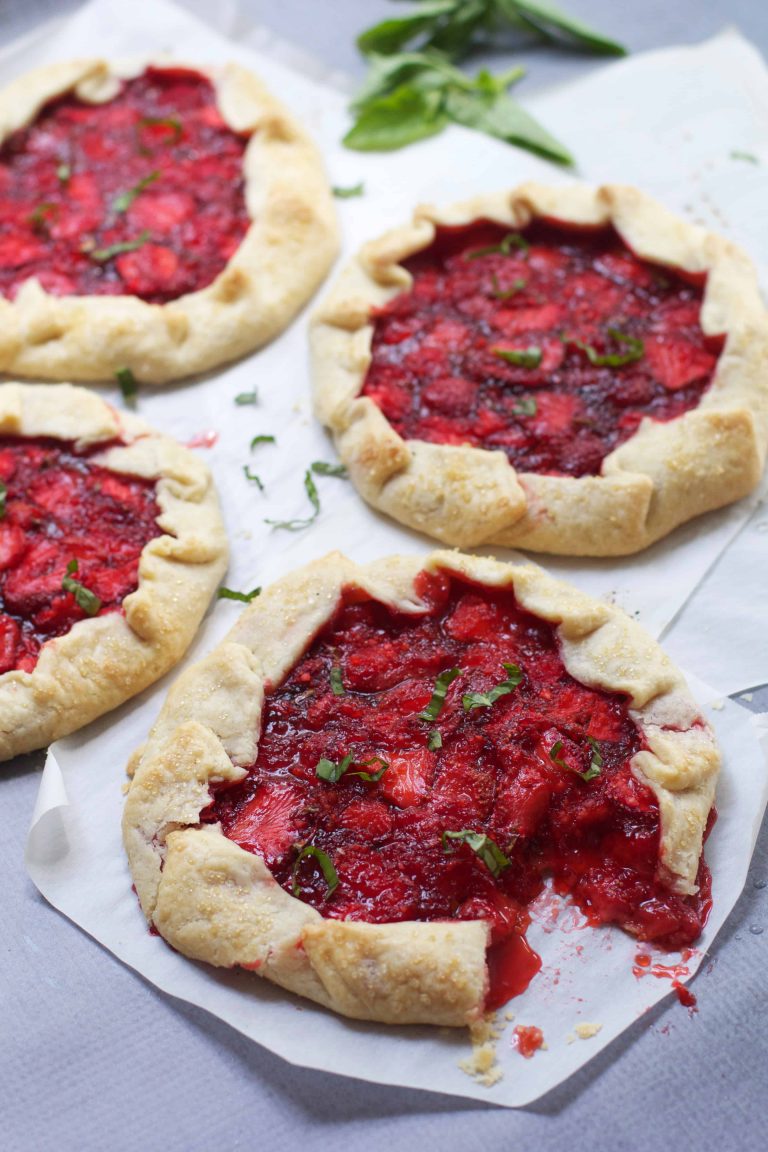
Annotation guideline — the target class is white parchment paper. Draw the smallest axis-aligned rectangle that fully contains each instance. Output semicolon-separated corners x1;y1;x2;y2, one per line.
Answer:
18;0;768;1107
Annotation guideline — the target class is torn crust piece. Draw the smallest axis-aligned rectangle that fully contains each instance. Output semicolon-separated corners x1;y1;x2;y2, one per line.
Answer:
311;184;768;556
0;58;338;383
123;551;719;1027
0;382;227;761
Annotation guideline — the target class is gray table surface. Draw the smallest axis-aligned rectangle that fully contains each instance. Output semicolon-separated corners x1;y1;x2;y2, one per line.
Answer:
2;3;768;1150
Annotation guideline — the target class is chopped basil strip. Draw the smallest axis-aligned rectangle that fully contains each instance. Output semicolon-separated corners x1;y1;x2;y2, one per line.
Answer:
417;667;461;722
427;729;442;751
89;230;151;263
112;170;160;214
235;391;259;405
465;231;529;260
315;753;388;783
548;739;569;770
513;396;537;416
265;469;320;531
243;465;264;491
332;182;365;198
56;163;71;183
569;327;644;368
250;434;276;449
463;663;522;711
115;367;138;409
584;736;604;781
730;149;759;164
217;586;261;603
491;274;526;299
62;559;102;617
441;829;510;878
493;346;542;369
29;202;56;232
137;116;183;151
291;844;339;899
330;665;346;696
0;480;6;519
311;460;348;478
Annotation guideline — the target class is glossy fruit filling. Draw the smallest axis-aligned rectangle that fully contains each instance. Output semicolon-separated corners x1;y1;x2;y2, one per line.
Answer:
208;571;712;1005
362;221;724;477
0;66;250;303
0;437;161;673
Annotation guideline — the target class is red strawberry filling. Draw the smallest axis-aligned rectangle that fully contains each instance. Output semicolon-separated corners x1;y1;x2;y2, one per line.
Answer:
0;437;160;673
361;221;725;477
0;66;250;303
207;571;712;1008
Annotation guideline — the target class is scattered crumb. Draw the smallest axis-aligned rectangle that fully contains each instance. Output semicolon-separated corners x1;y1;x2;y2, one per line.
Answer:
566;1033;576;1044
459;1013;503;1087
504;1011;516;1022
710;700;725;711
574;1022;603;1040
741;693;754;702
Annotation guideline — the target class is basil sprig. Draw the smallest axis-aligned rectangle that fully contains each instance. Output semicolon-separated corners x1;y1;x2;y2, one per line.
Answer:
493;346;542;369
112;170;159;214
462;662;522;711
568;328;644;368
89;231;150;263
115;367;138;409
418;667;461;722
217;586;261;603
292;844;339;899
549;736;603;782
441;829;510;878
315;753;389;783
62;559;101;617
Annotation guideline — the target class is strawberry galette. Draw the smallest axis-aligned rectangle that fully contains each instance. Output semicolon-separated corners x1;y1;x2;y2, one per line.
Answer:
0;58;337;383
0;382;227;761
123;551;718;1027
312;184;768;556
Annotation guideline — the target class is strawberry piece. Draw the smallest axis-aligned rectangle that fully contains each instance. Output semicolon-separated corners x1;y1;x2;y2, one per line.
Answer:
129;192;195;232
422;375;476;415
116;244;180;295
0;522;26;570
531;391;580;433
378;749;435;808
644;337;716;391
0;614;20;674
227;782;306;863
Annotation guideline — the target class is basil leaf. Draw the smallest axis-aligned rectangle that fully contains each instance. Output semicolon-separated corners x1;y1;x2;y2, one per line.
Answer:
265;469;320;531
235;391;258;405
62;559;102;617
568;327;644;368
441;829;510;878
499;0;626;57
418;667;461;722
112;170;160;214
423;0;489;58
217;586;261;603
89;230;150;263
584;736;603;782
311;460;348;478
0;480;6;519
316;753;388;783
491;274;526;299
548;739;569;770
250;435;276;449
115;367;138;409
56;163;71;183
243;465;264;491
462;662;522;711
513;396;537;416
292;844;339;899
332;183;365;198
493;346;542;368
348;757;389;782
344;84;448;151
350;49;467;111
330;665;345;696
466;232;529;259
357;1;458;56
428;729;443;751
445;83;573;165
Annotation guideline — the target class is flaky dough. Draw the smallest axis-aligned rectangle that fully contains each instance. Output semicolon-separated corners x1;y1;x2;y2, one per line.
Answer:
123;550;718;1027
0;382;228;760
311;184;768;556
0;58;338;384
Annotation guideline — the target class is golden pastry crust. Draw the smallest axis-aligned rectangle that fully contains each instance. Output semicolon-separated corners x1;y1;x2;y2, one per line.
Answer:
0;58;338;384
123;550;719;1027
311;183;768;556
0;382;227;760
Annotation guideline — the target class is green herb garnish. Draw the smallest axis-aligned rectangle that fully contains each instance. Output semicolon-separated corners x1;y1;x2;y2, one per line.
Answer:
0;480;6;519
292;844;339;899
332;182;365;198
441;829;510;878
311;460;349;478
112;170;160;214
243;465;264;491
568;327;644;368
462;662;522;711
217;586;261;603
56;163;71;183
330;665;346;696
29;202;56;232
265;469;320;531
235;391;258;405
513;396;537;416
315;754;388;783
491;274;526;299
250;435;276;449
466;232;529;260
89;230;150;263
549;737;602;782
136;116;183;153
730;149;759;164
115;367;138;409
418;667;461;722
62;559;102;617
493;346;542;369
427;729;442;751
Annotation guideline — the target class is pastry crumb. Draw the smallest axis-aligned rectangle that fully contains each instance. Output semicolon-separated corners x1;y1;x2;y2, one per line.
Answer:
574;1022;603;1039
710;700;725;711
504;1011;516;1022
566;1033;576;1044
459;1013;503;1087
